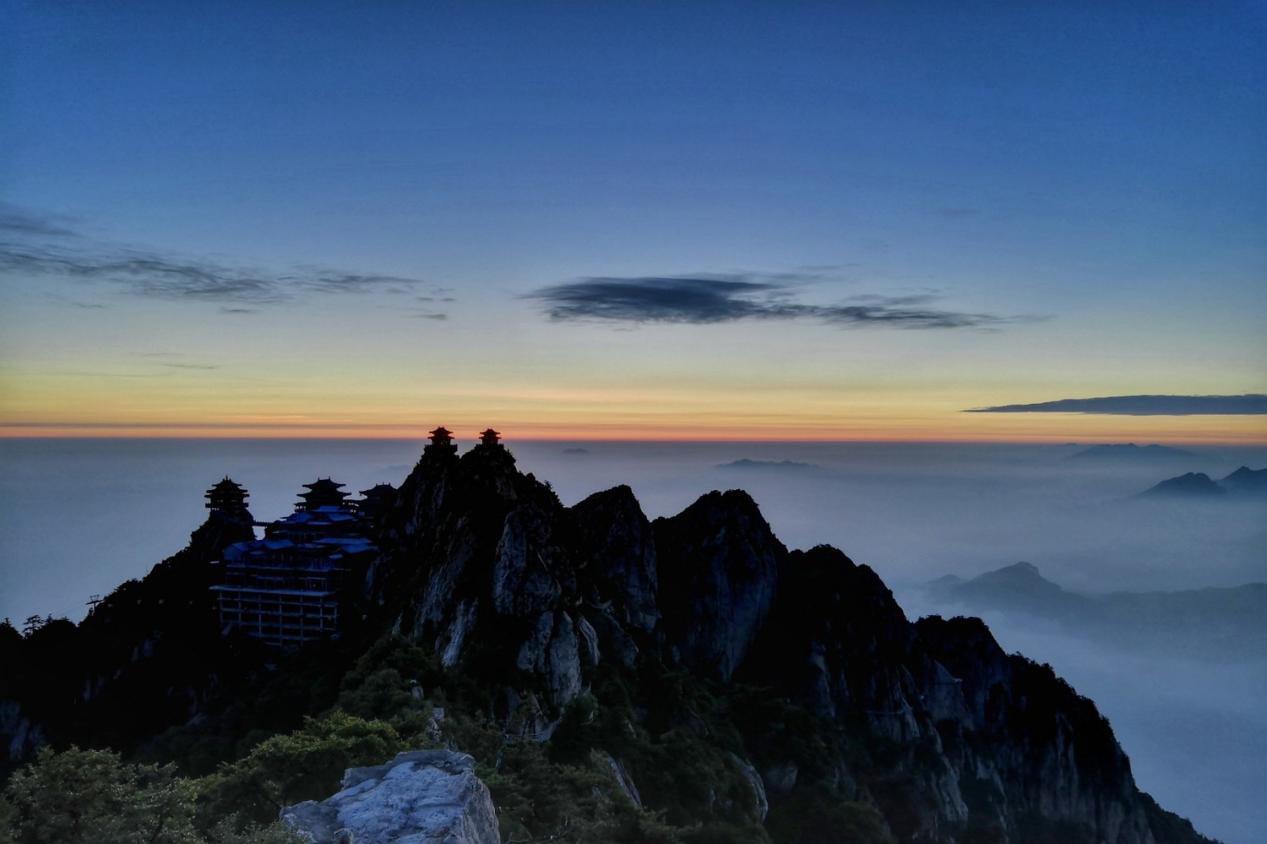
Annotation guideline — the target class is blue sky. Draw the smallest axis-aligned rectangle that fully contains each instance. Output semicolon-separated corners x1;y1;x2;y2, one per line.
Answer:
1;2;1265;440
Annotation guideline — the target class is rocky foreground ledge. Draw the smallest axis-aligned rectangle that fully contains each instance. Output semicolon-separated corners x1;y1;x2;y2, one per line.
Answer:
282;751;500;844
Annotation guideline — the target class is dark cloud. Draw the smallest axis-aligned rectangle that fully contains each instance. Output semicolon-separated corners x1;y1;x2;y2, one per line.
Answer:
527;275;1022;330
285;268;432;295
0;207;447;311
967;395;1267;416
159;362;220;370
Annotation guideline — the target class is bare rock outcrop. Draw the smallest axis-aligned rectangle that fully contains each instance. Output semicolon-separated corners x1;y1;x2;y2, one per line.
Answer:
282;750;500;844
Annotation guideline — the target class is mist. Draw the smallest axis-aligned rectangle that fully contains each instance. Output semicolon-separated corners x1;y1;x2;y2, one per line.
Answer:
1;437;1264;841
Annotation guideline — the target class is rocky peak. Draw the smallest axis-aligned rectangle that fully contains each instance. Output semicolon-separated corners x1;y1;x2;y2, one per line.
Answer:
570;485;659;633
745;545;915;727
914;615;1166;842
654;489;785;680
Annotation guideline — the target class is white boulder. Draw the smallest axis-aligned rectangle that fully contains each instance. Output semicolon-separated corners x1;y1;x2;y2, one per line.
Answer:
281;750;500;844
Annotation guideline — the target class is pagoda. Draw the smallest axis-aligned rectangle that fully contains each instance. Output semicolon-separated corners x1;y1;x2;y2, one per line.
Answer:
478;428;502;447
296;478;350;512
205;477;249;514
357;483;397;520
425;426;458;456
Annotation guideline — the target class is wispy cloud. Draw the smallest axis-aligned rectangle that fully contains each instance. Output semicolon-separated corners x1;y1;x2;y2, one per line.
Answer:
966;395;1267;415
285;268;436;295
0;204;450;311
0;203;79;238
527;275;1028;330
159;362;220;370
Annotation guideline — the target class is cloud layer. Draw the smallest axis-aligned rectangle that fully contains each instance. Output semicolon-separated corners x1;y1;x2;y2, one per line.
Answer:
528;275;1021;329
0;204;445;309
967;395;1267;416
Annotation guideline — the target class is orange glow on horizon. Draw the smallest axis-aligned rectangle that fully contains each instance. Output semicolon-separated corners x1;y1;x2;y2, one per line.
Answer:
2;415;1265;445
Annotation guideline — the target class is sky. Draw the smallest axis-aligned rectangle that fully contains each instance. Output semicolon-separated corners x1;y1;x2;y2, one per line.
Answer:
1;1;1265;442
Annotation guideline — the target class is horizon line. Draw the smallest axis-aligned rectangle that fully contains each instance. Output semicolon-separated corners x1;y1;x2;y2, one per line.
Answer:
2;431;1265;447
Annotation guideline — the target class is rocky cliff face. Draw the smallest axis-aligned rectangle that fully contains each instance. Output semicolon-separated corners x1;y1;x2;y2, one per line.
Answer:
360;445;1212;844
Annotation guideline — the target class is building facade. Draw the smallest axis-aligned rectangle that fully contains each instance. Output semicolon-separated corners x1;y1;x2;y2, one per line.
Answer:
210;480;378;647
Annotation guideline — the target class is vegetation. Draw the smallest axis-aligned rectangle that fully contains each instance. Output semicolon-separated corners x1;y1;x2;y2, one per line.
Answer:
195;712;402;827
2;627;915;843
0;747;301;844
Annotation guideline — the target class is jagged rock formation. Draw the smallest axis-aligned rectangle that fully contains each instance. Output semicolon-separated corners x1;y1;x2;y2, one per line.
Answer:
0;440;1218;843
361;441;1213;843
282;751;500;844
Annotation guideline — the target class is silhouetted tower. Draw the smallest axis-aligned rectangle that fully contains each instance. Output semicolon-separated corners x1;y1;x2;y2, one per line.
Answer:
425;426;458;456
205;477;249;515
478;428;502;447
296;478;349;511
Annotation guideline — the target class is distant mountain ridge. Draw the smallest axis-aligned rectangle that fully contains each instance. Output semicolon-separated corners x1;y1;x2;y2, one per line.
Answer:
717;458;820;472
928;561;1267;662
1220;466;1267;496
1141;466;1267;499
1071;443;1199;461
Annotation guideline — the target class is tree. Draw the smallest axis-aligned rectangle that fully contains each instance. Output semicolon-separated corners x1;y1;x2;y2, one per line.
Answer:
1;747;301;844
4;746;198;844
196;711;401;827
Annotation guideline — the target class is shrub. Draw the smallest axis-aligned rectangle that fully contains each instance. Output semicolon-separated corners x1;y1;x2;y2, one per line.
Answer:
196;711;400;827
2;747;299;844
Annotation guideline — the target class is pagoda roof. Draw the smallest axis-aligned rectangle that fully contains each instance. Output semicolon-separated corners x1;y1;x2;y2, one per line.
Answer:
429;426;454;437
206;477;247;493
302;478;346;491
359;483;396;496
479;428;501;437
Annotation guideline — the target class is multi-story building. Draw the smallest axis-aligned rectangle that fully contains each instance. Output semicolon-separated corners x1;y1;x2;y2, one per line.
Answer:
210;479;380;647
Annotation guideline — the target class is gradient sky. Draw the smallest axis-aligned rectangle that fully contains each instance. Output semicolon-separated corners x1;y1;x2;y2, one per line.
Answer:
1;2;1265;442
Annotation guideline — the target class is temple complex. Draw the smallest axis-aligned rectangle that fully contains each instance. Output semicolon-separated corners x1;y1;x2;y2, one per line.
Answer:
211;477;375;647
209;426;506;647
